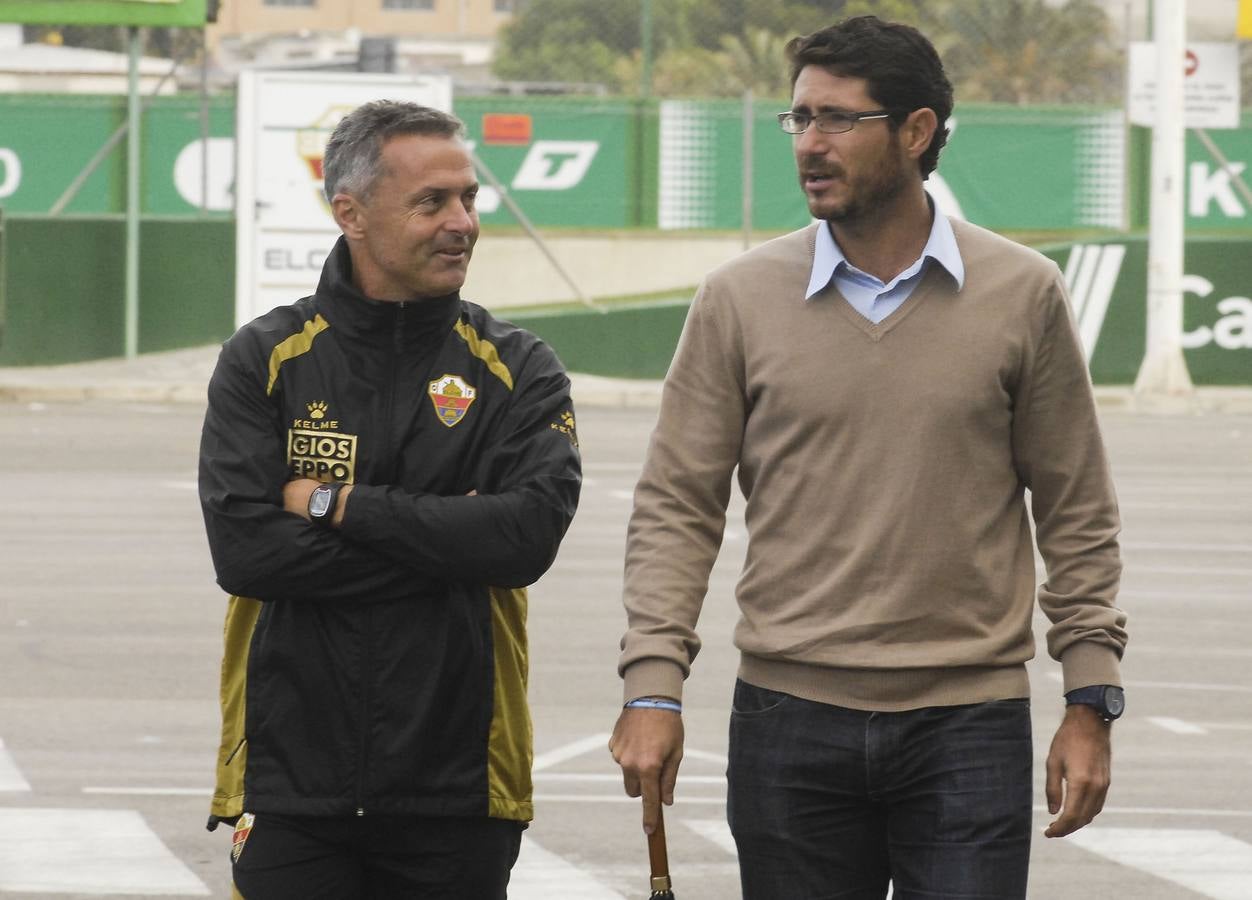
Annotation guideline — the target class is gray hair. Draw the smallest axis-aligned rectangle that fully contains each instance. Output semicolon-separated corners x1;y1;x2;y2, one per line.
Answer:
322;100;465;203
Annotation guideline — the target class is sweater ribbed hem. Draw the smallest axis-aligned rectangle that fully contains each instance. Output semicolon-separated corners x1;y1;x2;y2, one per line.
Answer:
738;654;1031;713
622;658;687;705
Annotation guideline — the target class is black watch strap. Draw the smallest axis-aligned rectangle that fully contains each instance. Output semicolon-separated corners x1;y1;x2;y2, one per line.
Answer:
1065;684;1125;722
308;482;344;528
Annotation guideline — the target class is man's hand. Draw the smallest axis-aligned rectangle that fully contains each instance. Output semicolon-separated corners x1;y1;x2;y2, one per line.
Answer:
609;705;684;835
1044;704;1112;838
282;478;352;527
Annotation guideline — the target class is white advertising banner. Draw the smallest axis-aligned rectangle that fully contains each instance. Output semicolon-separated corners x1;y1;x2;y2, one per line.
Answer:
1128;42;1241;130
235;71;453;328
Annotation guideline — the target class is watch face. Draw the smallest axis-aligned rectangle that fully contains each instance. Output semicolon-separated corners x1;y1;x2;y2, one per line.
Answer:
309;486;333;518
1103;686;1126;718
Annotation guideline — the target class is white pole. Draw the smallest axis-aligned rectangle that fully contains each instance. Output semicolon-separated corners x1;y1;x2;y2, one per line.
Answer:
1134;0;1192;397
124;26;142;361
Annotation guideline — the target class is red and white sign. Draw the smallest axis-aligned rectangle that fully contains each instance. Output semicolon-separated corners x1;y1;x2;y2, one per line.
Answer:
1128;42;1240;130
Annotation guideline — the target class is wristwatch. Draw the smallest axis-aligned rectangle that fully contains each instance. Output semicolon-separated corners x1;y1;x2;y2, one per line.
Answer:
307;482;344;528
1065;684;1125;722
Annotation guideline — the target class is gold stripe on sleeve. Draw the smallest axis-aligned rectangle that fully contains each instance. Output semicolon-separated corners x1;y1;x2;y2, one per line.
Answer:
486;586;533;821
454;320;514;391
211;595;263;822
266;314;330;397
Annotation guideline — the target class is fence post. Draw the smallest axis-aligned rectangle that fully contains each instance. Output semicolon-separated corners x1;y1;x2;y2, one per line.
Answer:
742;89;753;250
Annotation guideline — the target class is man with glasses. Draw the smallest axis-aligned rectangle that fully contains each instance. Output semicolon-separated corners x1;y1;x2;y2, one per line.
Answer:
610;16;1126;899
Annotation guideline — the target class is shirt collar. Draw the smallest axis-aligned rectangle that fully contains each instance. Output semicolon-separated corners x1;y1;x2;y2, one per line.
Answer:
805;196;966;300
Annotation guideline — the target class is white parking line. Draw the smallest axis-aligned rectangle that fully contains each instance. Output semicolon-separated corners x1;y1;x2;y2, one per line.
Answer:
1120;541;1252;553
533;734;612;772
535;794;727;805
0;808;210;895
536;773;726;784
1148;717;1209;735
1045;672;1252;694
683;748;728;766
1120;502;1248;512
1068;828;1252;900
1132;646;1252;658
1126;679;1252;694
684;818;737;855
1129;565;1252;577
0;738;32;792
159;480;198;491
1123;589;1252;601
511;836;627;899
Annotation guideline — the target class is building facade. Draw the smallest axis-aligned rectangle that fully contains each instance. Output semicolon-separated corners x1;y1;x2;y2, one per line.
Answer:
208;0;517;45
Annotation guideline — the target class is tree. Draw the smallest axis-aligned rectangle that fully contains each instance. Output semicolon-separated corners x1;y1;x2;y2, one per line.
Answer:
493;0;1123;104
936;0;1121;104
495;0;843;92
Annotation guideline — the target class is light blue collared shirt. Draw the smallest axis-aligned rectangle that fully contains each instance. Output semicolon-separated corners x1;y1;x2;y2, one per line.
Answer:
805;203;966;324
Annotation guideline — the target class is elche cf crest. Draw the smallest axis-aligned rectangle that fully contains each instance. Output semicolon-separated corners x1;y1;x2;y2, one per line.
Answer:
428;374;477;427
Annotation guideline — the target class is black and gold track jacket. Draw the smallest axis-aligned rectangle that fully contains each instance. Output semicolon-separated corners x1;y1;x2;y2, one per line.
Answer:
198;238;580;828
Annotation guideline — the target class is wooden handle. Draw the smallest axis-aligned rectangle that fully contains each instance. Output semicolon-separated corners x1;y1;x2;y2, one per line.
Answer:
647;804;671;890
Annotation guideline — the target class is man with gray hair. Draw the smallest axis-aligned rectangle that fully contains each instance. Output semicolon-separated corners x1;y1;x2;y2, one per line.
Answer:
198;100;581;898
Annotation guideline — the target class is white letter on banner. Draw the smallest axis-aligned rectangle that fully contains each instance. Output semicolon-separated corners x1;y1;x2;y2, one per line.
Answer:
1180;274;1214;349
0;148;21;199
1188;161;1246;218
1213;297;1252;350
512;141;598;190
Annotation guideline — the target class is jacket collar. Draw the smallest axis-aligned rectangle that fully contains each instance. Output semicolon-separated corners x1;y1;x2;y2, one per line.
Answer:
314;236;461;347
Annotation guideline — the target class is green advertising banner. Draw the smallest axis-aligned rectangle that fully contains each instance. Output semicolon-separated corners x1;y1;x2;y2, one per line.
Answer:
0;0;206;27
0;94;233;215
659;101;1132;232
456;96;639;229
2;92;1252;234
1041;236;1252;385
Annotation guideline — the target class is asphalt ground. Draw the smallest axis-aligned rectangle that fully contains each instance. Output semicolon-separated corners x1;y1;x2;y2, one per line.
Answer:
1;397;1251;899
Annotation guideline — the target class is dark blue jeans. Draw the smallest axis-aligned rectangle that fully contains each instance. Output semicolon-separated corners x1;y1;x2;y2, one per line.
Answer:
727;680;1032;900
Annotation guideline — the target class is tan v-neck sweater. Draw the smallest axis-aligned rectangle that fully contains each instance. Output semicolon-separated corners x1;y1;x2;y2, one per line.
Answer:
619;219;1126;711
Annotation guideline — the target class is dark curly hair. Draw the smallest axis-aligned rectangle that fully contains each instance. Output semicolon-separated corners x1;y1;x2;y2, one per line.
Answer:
786;16;953;178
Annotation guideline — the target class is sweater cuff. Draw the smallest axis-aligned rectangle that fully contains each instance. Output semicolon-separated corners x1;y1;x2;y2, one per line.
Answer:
1059;642;1122;694
622;658;686;705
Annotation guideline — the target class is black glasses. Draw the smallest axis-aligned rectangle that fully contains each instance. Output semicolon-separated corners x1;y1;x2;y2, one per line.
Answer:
777;109;893;135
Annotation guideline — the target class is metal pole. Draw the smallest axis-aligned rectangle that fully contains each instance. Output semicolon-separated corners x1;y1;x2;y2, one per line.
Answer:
469;151;600;312
741;89;753;250
1193;127;1252;209
200;29;210;213
125;26;142;360
1121;0;1133;232
1134;0;1192;398
50;51;184;216
639;0;653;98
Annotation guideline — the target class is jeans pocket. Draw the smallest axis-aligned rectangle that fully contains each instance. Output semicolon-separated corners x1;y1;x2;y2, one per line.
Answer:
730;679;793;717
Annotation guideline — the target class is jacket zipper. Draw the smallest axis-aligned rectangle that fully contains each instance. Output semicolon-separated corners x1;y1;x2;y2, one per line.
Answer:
355;301;407;817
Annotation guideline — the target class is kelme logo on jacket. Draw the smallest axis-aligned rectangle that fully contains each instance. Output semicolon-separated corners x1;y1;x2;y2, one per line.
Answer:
287;401;357;482
429;374;477;428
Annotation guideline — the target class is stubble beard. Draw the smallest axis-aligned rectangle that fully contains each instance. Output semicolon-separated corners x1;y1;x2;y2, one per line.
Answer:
818;149;910;227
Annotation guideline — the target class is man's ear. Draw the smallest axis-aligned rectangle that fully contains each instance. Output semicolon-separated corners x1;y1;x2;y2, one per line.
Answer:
900;107;938;163
332;193;366;240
